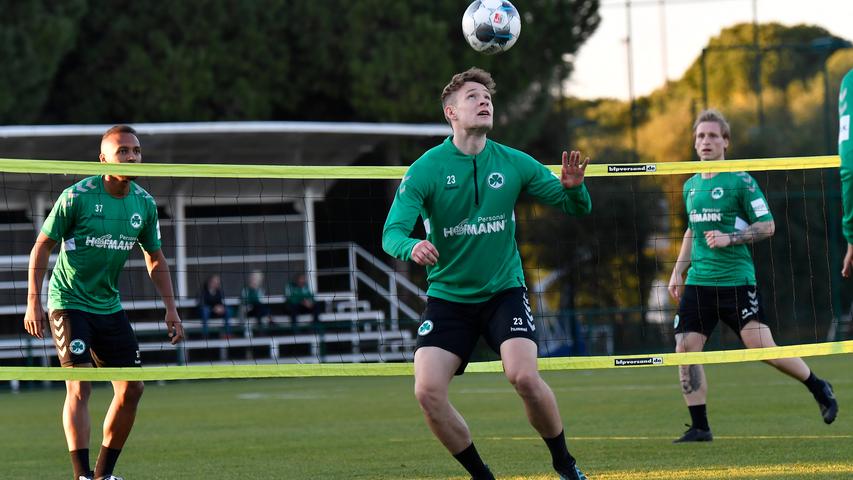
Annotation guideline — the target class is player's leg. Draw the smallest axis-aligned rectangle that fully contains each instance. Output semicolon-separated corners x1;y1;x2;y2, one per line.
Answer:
414;297;493;479
672;285;716;442
64;379;94;479
414;347;469;451
500;338;585;479
501;338;562;436
414;347;494;479
90;310;143;479
739;319;838;424
487;288;585;480
50;309;97;479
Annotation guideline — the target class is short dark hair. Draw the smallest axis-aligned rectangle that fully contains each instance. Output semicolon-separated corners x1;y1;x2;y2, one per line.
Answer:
693;109;731;141
440;67;496;107
102;125;137;142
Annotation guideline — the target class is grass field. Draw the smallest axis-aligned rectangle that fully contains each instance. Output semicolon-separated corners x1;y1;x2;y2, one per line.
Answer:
1;355;850;479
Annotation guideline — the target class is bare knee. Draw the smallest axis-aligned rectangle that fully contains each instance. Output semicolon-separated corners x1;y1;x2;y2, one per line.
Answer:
115;381;144;405
507;370;543;399
414;382;447;416
66;381;92;403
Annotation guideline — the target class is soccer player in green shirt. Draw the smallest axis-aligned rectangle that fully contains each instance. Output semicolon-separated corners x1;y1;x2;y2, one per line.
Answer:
838;68;853;277
23;125;184;480
383;68;591;480
667;109;838;443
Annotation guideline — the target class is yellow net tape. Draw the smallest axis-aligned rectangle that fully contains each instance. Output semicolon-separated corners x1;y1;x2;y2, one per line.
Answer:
1;340;849;381
0;155;840;179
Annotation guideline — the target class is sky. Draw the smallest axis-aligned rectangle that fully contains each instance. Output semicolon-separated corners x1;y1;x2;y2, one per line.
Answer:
567;0;853;100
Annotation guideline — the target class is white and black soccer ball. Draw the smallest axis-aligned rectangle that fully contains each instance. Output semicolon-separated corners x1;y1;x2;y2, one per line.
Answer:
462;0;521;55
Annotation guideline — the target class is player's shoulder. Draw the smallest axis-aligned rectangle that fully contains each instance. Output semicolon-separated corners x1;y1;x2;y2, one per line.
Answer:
488;139;535;162
683;173;701;190
130;182;157;207
59;176;102;203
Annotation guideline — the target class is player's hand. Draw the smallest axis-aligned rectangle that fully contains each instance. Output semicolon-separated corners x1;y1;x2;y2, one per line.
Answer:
704;230;731;248
165;310;184;345
668;270;684;302
560;150;590;189
411;240;439;266
843;243;853;278
23;301;47;339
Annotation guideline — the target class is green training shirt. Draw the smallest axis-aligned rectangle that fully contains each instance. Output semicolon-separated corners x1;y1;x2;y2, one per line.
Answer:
682;171;773;286
838;68;853;243
42;176;162;314
382;136;592;303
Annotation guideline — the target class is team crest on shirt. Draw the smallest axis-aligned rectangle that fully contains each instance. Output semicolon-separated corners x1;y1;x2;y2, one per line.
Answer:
130;212;143;229
69;339;86;355
711;187;724;200
417;320;434;336
487;172;505;189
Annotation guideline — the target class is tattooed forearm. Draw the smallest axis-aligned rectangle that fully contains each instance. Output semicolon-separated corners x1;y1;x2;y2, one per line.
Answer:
680;365;703;394
729;220;774;245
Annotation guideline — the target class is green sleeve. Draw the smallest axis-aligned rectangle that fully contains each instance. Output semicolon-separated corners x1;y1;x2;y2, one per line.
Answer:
841;150;853;244
840;69;853;243
41;190;75;241
739;174;773;223
520;154;592;216
382;164;430;261
138;198;162;253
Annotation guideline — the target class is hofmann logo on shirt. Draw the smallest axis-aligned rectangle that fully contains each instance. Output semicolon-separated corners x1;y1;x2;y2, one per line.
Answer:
689;209;722;223
85;234;137;251
443;214;507;238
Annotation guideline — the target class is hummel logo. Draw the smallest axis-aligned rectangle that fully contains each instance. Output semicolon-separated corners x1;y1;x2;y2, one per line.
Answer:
54;324;64;337
748;290;757;299
53;317;64;327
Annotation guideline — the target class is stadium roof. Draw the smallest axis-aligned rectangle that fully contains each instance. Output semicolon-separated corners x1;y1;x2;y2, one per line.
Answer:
0;121;452;210
0;121;452;165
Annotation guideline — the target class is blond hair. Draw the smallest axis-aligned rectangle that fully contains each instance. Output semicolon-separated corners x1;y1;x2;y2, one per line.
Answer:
440;67;496;107
693;109;731;141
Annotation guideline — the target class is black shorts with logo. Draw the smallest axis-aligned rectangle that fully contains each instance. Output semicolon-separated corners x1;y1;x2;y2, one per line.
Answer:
674;285;767;338
415;287;538;375
48;309;141;367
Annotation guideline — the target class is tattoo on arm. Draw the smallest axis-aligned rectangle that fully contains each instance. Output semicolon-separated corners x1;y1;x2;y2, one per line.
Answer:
729;221;774;245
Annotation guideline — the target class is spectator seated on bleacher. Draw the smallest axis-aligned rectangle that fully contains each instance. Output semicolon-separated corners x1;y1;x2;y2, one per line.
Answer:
284;273;322;331
241;270;273;331
199;274;232;339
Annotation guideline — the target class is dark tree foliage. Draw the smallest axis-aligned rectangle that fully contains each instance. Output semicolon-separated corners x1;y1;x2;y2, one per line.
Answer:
2;0;600;127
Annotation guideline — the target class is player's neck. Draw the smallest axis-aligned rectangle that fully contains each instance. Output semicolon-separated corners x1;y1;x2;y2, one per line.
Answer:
102;175;131;197
700;155;724;179
452;130;487;156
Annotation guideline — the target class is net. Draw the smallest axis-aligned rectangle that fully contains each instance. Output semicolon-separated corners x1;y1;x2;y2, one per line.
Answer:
0;156;850;382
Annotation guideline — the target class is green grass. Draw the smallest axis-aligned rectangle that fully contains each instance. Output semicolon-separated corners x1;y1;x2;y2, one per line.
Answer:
1;356;850;479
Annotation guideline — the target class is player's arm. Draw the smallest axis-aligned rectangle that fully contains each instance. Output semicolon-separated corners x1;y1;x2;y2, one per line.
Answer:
143;249;184;344
668;228;692;301
24;232;57;338
382;167;437;265
523;150;592;215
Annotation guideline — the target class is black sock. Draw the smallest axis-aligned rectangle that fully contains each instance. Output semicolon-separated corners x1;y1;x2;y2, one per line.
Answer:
453;443;494;480
689;404;710;431
93;446;121;479
802;371;824;396
543;430;576;471
69;449;91;478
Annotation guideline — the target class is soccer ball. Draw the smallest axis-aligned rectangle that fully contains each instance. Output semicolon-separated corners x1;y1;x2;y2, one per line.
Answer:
462;0;521;55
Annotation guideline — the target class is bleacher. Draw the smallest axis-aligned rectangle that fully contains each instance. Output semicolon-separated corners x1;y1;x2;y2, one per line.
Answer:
1;296;414;368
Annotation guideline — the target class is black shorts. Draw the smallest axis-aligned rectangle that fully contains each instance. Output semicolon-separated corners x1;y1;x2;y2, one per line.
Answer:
48;309;141;368
415;287;538;375
674;285;767;338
